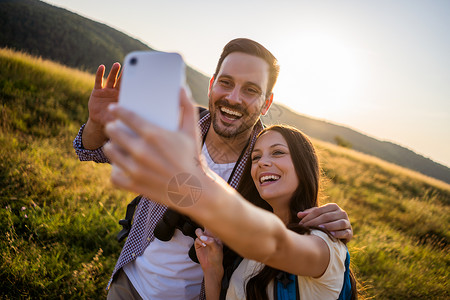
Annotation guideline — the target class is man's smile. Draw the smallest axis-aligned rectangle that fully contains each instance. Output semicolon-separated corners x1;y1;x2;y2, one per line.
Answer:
218;106;244;123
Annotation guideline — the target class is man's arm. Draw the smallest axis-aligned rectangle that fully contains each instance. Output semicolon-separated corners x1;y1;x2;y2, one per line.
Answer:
82;119;109;150
297;203;353;242
82;63;122;149
72;63;122;163
73;124;110;163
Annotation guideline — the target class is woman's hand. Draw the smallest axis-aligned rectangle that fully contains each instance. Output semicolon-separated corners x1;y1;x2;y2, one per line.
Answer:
195;228;224;274
195;228;224;300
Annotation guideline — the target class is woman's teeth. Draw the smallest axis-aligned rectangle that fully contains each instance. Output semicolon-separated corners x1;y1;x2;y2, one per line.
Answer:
260;175;280;183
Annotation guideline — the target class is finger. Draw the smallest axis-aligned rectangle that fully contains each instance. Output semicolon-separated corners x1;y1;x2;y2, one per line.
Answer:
116;69;123;90
104;121;165;176
104;119;148;159
298;203;340;224
106;62;121;88
103;142;140;177
315;219;351;233
329;228;353;242
300;210;347;227
297;211;309;219
104;136;162;188
103;109;118;124
298;210;317;225
199;235;219;248
104;121;141;158
94;65;105;89
108;104;162;144
108;163;136;192
179;87;199;141
195;228;205;239
195;237;207;248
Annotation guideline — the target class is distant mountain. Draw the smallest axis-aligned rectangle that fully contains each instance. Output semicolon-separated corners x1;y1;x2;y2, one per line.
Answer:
1;0;449;184
262;104;450;184
0;0;209;106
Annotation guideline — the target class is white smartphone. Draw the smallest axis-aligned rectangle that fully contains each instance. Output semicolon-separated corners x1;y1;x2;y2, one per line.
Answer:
118;51;185;132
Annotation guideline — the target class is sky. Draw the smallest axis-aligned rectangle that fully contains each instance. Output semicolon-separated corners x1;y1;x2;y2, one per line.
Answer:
43;0;450;168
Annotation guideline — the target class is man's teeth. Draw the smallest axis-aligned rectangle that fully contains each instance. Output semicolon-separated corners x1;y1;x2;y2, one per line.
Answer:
221;107;243;117
260;175;280;183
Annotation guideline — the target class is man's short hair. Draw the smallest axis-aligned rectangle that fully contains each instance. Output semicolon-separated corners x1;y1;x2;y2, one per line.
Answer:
213;38;280;96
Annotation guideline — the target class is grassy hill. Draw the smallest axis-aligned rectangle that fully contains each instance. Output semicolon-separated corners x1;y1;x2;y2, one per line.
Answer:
262;105;450;184
2;0;449;184
0;0;210;110
1;48;449;299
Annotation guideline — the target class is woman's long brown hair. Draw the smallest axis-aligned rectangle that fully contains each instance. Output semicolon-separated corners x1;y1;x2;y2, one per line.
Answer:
234;124;357;300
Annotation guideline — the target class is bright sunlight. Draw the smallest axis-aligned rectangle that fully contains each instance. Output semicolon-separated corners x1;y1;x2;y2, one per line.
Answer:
275;33;364;118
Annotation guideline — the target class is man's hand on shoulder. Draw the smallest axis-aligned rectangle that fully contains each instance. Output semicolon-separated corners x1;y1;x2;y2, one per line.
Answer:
297;203;353;243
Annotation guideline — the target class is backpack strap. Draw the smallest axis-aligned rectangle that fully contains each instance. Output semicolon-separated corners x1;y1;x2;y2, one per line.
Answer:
198;106;209;119
273;249;352;300
219;251;244;300
274;271;299;300
116;195;143;242
338;250;352;300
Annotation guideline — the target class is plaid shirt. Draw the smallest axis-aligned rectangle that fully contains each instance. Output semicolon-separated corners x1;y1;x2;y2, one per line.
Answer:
73;111;263;298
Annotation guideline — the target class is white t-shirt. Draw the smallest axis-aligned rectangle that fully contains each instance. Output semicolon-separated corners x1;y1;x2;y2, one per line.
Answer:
226;230;348;300
123;144;235;300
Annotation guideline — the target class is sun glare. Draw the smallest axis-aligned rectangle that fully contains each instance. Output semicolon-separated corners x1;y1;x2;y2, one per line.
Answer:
275;34;363;118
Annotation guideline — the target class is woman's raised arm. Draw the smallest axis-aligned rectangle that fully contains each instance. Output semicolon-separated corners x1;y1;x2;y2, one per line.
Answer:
103;89;329;277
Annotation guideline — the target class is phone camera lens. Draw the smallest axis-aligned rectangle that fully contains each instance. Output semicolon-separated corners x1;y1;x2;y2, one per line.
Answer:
130;57;138;65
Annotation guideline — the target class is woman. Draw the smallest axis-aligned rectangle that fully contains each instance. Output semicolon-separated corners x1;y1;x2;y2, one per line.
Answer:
194;125;356;299
103;92;356;299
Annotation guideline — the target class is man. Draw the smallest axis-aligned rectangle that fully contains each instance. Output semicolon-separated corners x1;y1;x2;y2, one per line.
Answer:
73;38;353;299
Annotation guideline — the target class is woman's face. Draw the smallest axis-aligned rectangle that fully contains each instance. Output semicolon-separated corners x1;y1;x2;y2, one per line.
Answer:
250;130;299;209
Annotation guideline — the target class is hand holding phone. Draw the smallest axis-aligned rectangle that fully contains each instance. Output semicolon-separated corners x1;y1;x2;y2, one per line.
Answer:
111;51;185;174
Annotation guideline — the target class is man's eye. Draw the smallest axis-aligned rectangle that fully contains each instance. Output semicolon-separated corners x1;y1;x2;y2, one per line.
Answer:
219;80;232;87
245;88;260;95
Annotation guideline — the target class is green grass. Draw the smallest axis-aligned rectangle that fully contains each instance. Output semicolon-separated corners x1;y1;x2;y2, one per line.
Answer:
316;141;450;299
1;48;449;299
0;48;133;298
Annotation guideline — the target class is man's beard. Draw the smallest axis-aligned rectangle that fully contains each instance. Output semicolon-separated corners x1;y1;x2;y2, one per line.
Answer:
209;97;261;139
